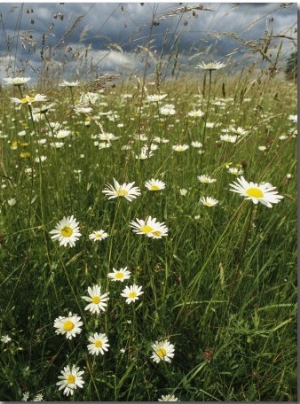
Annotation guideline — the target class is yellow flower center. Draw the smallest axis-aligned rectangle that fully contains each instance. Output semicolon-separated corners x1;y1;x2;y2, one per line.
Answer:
116;189;128;196
95;340;103;348
128;291;137;298
61;226;73;237
67;375;76;384
205;202;212;207
21;96;35;104
150;185;160;191
63;321;75;332
92;296;101;304
141;225;153;234
177;147;184;152
246;187;264;198
115;273;124;279
157;348;167;358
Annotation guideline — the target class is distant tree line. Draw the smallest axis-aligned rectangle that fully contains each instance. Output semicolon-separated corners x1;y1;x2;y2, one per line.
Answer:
285;51;297;81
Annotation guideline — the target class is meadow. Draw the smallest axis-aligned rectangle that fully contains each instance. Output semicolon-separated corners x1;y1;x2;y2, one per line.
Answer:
0;5;298;401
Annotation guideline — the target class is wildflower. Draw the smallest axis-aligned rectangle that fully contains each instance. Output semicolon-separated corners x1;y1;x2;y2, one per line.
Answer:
102;178;141;202
187;109;204;118
229;176;284;208
130;216;168;238
59;80;80;87
197;175;216;184
151;339;175;363
121;284;143;304
220;134;237;143
49;215;81;247
74;106;93;114
21;392;30;402
179;188;188;196
288;114;297;123
3;77;31;86
145;179;166;191
191;141;203;148
107;267;131;282
1;335;12;343
33;393;44;402
228;126;249;136
89;230;109;242
10;94;47;105
87;332;110;356
228;166;244;176
200;196;219;207
258;145;267;151
82;285;109;314
158;394;179;402
56;365;84;396
197;61;226;71
7;198;16;206
160;105;176;115
55;129;71;139
172;144;189;152
135;147;154;160
98;132;119;142
80;92;99;105
53;312;83;339
146;94;167;102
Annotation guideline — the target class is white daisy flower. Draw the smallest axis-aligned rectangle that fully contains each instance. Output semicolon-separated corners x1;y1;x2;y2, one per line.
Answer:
200;196;219;207
87;332;110;356
49;215;81;247
146;94;167;102
82;285;109;314
121;284;143;304
56;365;84;396
130;216;168;238
53;312;83;339
107;267;131;282
172;144;189;152
89;230;109;242
151;339;175;363
3;77;31;86
197;61;226;71
158;394;179;401
197;175;217;184
145;179;166;191
229;176;284;208
102;178;141;202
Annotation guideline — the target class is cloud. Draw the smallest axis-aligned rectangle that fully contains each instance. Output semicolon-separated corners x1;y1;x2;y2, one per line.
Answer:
0;2;296;82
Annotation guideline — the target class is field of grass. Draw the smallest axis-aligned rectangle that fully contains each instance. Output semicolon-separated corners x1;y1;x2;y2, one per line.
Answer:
0;4;297;402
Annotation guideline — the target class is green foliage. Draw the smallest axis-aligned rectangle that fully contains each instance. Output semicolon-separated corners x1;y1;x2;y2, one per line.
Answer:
285;51;297;81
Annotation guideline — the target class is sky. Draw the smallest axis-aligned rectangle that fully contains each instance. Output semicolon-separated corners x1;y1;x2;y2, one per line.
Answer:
0;2;297;83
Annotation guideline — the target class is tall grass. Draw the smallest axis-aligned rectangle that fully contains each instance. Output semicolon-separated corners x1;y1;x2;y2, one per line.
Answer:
0;3;297;402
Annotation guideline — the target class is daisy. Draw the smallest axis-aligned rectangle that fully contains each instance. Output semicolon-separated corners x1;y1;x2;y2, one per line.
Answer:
145;179;166;191
3;77;31;86
53;312;83;339
56;365;84;396
10;94;47;105
220;134;237;143
87;332;110;356
59;80;80;87
1;335;12;343
107;267;131;282
82;285;109;314
229;176;284;208
197;61;226;71
121;284;143;304
146;94;167;102
89;230;109;242
160;105;176;115
172;144;189;152
49;215;81;247
191;141;203;148
228;167;244;176
197;175;216;184
102;178;141;202
200;196;219;207
151;339;175;363
187;109;204;118
32;393;44;402
158;394;179;402
130;216;168;238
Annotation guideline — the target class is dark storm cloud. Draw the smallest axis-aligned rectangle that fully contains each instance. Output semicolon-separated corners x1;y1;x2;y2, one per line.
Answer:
0;2;297;80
